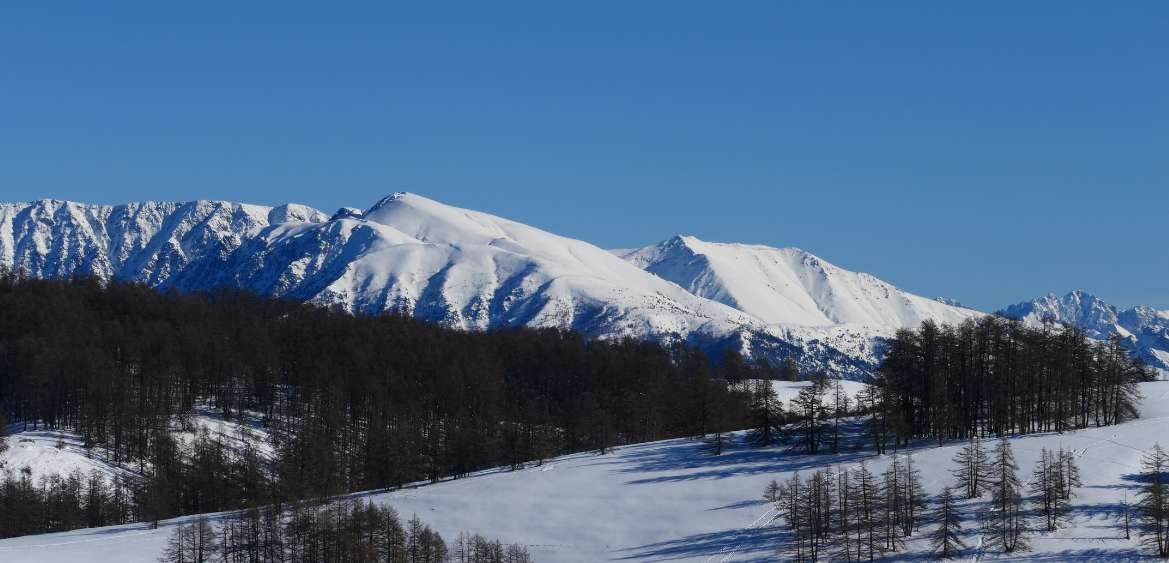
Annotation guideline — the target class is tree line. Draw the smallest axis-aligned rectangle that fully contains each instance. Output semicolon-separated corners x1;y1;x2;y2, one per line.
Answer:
869;316;1152;452
0;274;759;536
0;468;134;537
161;498;531;563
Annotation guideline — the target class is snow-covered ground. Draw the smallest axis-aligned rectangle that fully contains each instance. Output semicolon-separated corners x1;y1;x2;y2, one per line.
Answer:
0;427;136;485
172;405;277;462
0;408;271;492
5;382;1169;561
767;379;869;406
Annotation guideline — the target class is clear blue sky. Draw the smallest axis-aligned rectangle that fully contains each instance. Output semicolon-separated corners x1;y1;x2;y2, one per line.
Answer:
1;2;1166;311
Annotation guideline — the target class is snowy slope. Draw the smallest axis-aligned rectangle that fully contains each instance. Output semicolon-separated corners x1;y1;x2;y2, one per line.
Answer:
1;194;884;376
6;381;1169;562
765;379;869;405
621;235;981;330
619;235;983;372
0;429;136;486
1003;291;1169;373
178;193;765;345
0;409;273;491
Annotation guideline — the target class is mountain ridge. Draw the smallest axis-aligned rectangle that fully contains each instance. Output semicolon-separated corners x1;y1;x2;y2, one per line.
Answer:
619;234;981;329
9;193;1158;379
2;194;848;374
1002;290;1169;373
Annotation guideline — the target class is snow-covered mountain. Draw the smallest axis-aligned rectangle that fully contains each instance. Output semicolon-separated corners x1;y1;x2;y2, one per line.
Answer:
0;199;327;285
0;194;844;373
1002;290;1169;373
0;194;989;379
620;235;980;330
171;193;780;353
617;235;983;370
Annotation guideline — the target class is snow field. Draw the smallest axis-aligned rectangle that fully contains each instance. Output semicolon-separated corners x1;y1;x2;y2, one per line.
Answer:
5;382;1169;561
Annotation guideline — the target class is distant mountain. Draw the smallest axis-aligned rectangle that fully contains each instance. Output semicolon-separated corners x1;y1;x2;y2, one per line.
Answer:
0;194;998;379
618;235;982;369
619;235;980;330
172;193;782;353
0;199;327;285
1002;290;1169;373
0;194;855;375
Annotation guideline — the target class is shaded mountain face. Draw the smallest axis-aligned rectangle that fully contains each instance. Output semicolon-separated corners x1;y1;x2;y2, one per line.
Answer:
0;193;985;379
0;199;328;286
1002;291;1169;373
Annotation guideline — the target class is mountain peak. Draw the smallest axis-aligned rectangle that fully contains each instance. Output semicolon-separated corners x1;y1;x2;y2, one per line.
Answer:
621;235;980;329
1001;290;1119;332
363;192;412;215
1001;291;1169;374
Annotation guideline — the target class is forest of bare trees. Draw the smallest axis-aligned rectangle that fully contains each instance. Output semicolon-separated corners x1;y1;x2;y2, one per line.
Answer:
160;499;531;563
0;274;759;538
873;317;1152;447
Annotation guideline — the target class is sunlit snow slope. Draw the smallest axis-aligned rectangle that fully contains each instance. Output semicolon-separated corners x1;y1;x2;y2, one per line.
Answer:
0;193;874;375
182;193;765;345
621;235;981;330
5;381;1169;562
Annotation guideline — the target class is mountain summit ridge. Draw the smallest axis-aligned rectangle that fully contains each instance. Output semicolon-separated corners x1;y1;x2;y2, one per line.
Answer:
1002;290;1169;373
619;234;981;330
10;193;1157;378
3;193;860;373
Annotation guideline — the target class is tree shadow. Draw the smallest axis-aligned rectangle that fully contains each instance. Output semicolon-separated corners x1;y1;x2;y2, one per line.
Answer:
708;499;769;511
588;434;872;485
612;526;785;561
982;547;1146;561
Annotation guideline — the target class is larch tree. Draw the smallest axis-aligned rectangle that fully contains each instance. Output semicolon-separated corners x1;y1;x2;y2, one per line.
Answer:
951;436;992;499
985;436;1028;553
1138;443;1169;558
748;378;782;447
929;486;966;559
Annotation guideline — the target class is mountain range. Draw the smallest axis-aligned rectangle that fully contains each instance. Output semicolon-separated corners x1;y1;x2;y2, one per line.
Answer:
1002;291;1169;373
1;193;1163;377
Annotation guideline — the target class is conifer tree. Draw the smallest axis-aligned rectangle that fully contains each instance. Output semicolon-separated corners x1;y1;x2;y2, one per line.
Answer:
1137;443;1169;557
829;379;851;454
985;436;1028;553
850;462;883;561
929;486;966;559
831;467;855;561
161;516;216;563
952;436;992;499
789;379;828;454
763;480;781;505
1058;447;1082;501
880;455;907;553
1030;447;1076;532
747;378;782;447
901;454;928;537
